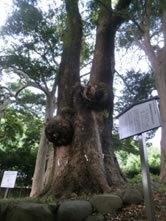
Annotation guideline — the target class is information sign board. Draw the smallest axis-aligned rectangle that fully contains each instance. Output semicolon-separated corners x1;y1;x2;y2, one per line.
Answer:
0;171;17;188
119;99;161;139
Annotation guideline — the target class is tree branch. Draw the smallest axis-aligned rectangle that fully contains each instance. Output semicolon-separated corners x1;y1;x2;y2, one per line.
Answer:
115;70;136;96
131;30;146;51
141;1;158;69
15;84;30;97
80;60;92;71
0;86;14;97
80;72;90;79
11;68;49;95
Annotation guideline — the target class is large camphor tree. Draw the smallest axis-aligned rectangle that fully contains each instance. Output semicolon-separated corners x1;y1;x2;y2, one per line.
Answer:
0;0;132;198
44;0;131;197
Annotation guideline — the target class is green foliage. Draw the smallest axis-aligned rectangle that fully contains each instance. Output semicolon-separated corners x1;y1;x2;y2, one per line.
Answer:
117;146;161;183
3;0;42;35
117;0;166;49
80;38;93;65
117;152;141;177
149;153;160;175
15;88;46;117
0;0;62;83
0;108;42;186
114;69;156;143
115;69;156;114
113;133;139;155
128;173;142;184
0;109;24;148
86;0;100;26
0;0;64;187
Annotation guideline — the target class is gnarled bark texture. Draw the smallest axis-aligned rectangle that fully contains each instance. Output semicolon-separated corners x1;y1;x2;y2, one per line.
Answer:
42;0;131;198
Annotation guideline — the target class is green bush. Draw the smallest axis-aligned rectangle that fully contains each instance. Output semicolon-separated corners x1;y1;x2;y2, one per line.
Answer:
149;154;160;175
117;150;161;184
128;173;142;184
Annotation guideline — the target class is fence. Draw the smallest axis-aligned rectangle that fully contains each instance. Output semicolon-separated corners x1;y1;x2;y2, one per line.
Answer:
0;187;31;198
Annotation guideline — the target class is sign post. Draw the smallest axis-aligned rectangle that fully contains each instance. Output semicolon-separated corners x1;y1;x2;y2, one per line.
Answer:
0;171;18;199
117;97;161;221
4;188;9;199
138;133;156;221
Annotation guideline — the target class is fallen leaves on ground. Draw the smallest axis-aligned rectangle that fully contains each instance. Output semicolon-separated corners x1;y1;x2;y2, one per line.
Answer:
104;191;166;221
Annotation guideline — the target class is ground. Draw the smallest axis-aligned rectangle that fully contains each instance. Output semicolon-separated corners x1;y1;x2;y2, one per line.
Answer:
1;183;166;221
104;190;166;221
56;182;166;221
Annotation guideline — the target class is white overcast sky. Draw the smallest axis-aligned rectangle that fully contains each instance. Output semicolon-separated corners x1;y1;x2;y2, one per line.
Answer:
0;0;13;26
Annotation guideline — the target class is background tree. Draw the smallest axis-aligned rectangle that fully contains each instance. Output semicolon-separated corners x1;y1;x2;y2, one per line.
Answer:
113;68;159;180
0;80;27;119
117;0;166;183
0;0;60;196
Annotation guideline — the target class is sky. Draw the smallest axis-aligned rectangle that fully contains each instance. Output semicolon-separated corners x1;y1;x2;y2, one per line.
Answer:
0;0;161;149
0;0;13;26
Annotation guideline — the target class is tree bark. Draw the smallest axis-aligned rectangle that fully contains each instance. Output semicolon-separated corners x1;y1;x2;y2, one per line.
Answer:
43;0;131;198
154;51;166;183
142;49;166;183
0;95;10;120
43;145;54;188
30;94;56;197
131;4;166;183
86;0;129;186
140;48;166;183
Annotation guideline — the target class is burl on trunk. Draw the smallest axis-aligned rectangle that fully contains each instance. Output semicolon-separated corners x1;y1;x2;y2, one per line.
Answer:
44;0;130;198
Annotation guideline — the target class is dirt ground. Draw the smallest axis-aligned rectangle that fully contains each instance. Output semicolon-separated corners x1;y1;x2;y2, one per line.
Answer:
104;191;166;221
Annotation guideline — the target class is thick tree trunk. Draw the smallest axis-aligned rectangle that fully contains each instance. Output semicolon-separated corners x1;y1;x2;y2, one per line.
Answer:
43;0;131;198
30;95;56;197
145;56;166;183
154;55;166;183
30;128;48;197
49;103;111;197
102;114;127;185
142;35;166;183
133;5;166;183
85;1;127;185
43;145;55;188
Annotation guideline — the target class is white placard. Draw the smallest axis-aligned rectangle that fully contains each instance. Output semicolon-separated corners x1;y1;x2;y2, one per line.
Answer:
1;171;18;188
119;100;161;139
